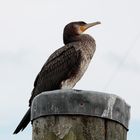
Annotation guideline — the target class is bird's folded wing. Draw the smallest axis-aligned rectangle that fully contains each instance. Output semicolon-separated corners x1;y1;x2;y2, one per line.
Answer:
29;45;81;104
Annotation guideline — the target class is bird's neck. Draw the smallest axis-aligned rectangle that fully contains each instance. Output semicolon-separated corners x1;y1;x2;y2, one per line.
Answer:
63;34;94;45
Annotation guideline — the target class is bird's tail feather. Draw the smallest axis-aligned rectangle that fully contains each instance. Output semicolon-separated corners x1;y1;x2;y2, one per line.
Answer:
13;108;30;134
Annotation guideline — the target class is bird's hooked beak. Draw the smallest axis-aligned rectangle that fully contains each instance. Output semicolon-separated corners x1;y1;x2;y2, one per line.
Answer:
80;21;101;32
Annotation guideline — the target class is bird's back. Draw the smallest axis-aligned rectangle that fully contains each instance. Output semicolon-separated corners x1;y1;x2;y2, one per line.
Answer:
29;43;82;105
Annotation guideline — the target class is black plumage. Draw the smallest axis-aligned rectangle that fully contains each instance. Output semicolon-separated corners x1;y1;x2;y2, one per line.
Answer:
13;21;100;134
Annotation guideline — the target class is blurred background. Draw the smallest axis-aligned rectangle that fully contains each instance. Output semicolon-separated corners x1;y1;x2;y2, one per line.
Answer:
0;0;140;139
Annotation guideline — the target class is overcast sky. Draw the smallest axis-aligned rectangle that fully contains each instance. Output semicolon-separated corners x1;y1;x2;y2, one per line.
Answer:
0;0;140;139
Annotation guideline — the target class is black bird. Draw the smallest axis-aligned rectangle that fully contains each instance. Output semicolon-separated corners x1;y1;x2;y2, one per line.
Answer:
13;21;101;134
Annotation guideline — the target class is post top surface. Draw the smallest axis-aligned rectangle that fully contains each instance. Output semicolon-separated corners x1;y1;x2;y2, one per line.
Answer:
31;89;130;129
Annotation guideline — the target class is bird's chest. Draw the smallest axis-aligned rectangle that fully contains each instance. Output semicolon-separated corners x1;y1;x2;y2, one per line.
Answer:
61;41;95;89
77;48;93;78
61;55;91;89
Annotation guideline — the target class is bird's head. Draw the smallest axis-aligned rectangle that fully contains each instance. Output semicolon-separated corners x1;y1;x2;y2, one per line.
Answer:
63;21;101;44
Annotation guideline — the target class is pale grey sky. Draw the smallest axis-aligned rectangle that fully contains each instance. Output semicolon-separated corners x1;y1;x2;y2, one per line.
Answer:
0;0;140;139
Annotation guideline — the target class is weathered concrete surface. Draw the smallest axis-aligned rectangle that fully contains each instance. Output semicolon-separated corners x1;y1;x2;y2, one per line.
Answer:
31;89;130;129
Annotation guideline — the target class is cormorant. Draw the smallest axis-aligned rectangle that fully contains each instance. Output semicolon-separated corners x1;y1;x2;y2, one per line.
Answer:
13;21;101;134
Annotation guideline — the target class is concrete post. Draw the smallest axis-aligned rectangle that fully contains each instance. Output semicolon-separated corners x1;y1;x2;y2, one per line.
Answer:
31;89;130;140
